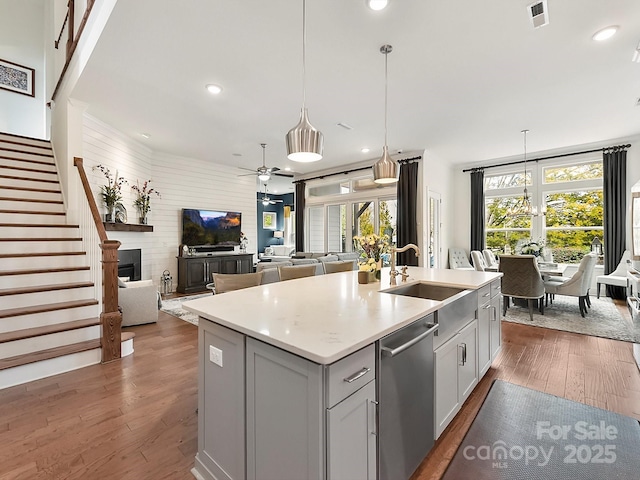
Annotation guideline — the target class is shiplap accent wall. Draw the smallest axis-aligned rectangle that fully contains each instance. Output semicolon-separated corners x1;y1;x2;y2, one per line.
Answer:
82;115;257;289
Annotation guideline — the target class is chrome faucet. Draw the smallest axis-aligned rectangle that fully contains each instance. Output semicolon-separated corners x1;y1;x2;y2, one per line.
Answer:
390;243;420;285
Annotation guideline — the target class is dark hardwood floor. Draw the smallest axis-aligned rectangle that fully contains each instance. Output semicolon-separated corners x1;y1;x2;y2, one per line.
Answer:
1;301;638;479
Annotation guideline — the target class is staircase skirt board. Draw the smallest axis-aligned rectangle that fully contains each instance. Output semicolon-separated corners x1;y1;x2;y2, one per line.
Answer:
0;325;101;360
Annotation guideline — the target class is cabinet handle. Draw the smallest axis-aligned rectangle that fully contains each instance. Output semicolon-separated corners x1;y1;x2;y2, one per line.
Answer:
483;304;491;310
380;322;439;357
343;367;370;383
458;344;464;366
483;292;491;297
368;400;378;436
459;343;467;365
490;305;497;321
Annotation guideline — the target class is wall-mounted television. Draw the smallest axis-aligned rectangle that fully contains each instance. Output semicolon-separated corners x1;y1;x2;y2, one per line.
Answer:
182;209;242;247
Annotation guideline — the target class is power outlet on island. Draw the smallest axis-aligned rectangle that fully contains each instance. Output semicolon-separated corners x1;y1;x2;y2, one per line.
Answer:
209;345;223;367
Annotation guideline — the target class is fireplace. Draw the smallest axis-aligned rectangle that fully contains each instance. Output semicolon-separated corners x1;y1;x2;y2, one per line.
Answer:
118;249;141;281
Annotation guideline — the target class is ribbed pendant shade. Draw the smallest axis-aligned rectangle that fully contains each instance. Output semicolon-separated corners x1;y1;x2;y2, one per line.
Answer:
373;44;398;184
286;0;323;163
286;108;324;162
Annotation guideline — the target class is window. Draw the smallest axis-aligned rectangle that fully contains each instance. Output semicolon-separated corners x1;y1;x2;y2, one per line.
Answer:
484;158;603;263
305;175;397;255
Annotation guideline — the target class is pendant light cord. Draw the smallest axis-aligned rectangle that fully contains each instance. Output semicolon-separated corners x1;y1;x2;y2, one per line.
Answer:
302;0;307;109
384;47;388;148
522;129;529;197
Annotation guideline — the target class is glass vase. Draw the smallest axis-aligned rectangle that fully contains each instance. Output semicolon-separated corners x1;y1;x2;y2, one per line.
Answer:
105;205;115;223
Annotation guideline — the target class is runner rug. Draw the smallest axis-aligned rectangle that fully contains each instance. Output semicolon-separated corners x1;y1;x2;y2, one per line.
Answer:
442;380;640;480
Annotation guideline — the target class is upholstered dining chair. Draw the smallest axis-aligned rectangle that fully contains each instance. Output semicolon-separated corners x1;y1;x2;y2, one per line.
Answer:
544;253;598;317
211;271;264;294
448;248;474;270
482;249;499;271
278;264;317;281
499;255;545;321
323;260;355;274
596;250;631;298
470;251;487;272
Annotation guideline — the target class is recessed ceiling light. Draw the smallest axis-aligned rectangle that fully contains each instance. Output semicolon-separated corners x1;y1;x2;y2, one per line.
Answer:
284;167;292;171
361;147;370;153
206;84;223;94
592;26;619;42
366;0;388;11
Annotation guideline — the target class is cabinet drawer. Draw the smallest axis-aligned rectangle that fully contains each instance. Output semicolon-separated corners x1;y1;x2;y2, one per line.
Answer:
477;283;491;307
491;279;502;298
326;345;375;408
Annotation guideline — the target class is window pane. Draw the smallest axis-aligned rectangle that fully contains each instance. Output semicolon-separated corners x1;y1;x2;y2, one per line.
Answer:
486;230;531;253
379;199;397;244
308;181;350;197
485;172;529;190
545;190;603;228
352;201;375;251
308;206;324;252
485;196;532;229
546;229;603;263
327;204;346;252
544;163;603;183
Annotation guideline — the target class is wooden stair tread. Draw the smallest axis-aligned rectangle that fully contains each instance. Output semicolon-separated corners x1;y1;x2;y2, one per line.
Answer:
0;173;59;184
0;298;98;319
0;155;55;167
0;317;100;344
0;281;94;297
0;251;85;259
0;338;101;371
0;223;78;228
0;148;54;158
0;164;57;175
122;331;135;341
0;237;82;242
0;265;89;276
0;209;65;215
0;137;52;150
0;185;61;194
0;197;63;204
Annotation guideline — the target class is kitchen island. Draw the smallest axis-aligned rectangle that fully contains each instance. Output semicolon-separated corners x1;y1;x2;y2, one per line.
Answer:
185;267;502;480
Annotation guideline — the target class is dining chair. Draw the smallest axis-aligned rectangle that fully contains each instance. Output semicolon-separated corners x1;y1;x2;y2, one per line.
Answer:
323;260;356;274
499;255;545;321
470;250;487;272
448;248;474;270
482;249;499;271
211;271;264;294
278;264;317;281
544;253;598;317
596;250;631;298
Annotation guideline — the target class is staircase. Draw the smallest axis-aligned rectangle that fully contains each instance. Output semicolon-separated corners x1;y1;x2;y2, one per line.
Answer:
0;132;132;390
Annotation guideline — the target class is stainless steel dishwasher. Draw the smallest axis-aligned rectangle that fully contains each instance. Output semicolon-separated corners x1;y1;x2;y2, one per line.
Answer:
377;314;438;480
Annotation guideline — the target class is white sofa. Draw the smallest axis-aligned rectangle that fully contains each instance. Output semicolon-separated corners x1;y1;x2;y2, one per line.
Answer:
256;253;359;284
118;278;159;326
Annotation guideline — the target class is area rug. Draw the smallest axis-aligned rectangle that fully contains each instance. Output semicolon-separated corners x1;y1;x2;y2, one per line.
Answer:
160;293;210;326
442;380;640;480
502;296;640;343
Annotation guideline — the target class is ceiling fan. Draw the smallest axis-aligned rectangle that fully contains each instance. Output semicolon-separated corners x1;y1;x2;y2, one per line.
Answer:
258;184;284;206
239;143;292;181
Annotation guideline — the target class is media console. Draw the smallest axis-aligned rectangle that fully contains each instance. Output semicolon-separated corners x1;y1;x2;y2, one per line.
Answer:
177;253;253;294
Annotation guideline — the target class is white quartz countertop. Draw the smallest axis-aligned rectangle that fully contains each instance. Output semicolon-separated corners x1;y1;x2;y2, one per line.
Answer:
184;267;501;364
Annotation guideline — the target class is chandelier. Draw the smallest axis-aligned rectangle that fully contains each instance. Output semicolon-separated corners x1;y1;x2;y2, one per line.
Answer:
508;129;544;217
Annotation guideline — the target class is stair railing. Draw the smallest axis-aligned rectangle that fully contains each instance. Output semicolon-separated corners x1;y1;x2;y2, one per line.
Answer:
73;157;122;363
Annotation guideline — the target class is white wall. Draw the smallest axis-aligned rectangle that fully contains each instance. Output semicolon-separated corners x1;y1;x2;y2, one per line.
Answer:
82;115;258;289
452;134;640;259
422;149;453;268
0;0;46;138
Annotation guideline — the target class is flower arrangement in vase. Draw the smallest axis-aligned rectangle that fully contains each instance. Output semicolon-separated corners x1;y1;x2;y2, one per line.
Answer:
131;180;161;224
93;165;127;222
519;239;545;259
353;233;390;282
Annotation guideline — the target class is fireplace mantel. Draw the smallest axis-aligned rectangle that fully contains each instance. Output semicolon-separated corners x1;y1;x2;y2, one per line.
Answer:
104;223;153;232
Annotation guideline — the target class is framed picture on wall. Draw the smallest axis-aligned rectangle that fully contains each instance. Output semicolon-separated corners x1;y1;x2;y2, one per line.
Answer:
263;212;277;230
0;58;35;97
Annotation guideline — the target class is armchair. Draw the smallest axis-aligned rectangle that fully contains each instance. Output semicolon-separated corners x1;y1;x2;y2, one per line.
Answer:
448;248;474;270
544;254;598;317
499;255;545;321
470;250;487;272
596;250;631;298
482;249;499;271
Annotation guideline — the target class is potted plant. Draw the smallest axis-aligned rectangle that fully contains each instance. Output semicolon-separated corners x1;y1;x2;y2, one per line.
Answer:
93;165;127;222
131;179;161;224
353;233;390;282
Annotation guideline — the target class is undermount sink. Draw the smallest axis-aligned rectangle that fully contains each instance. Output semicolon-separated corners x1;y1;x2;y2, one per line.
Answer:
383;283;465;301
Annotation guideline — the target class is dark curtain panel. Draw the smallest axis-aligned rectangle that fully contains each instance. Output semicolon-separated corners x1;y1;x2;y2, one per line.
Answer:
603;148;627;299
397;162;419;266
294;181;306;252
470;169;485;252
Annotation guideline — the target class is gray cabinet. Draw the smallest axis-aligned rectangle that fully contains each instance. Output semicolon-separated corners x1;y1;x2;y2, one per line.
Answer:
478;279;502;376
434;319;478;438
327;381;377;480
177;253;253;293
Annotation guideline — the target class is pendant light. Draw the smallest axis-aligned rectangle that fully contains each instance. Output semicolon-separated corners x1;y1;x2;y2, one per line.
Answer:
285;0;323;162
373;44;398;184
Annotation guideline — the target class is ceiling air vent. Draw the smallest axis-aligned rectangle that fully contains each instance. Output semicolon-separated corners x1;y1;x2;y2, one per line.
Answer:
528;0;549;29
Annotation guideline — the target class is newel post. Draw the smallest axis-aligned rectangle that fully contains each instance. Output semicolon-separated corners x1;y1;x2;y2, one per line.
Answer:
101;239;122;363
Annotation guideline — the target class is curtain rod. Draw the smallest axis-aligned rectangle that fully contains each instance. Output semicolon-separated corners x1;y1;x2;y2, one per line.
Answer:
293;155;421;183
462;143;631;173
